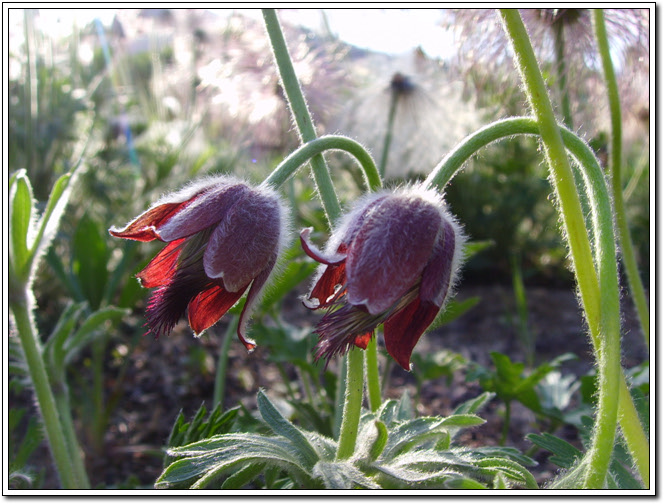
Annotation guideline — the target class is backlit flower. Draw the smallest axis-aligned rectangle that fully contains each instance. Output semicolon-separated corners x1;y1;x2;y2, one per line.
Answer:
301;186;466;370
109;175;288;350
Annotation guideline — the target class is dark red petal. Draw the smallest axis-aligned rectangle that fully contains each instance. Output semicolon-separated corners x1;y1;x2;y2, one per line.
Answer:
157;184;250;242
236;255;277;352
109;201;190;242
346;196;440;314
188;284;246;336
300;227;347;265
305;260;347;310
383;297;440;371
204;190;280;292
420;218;456;306
136;238;186;288
353;332;373;350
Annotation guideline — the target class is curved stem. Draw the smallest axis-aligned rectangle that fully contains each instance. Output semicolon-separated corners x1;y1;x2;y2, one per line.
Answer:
335;347;364;460
262;9;341;225
593;9;649;350
428;113;647;487
433;112;647;486
264;135;381;193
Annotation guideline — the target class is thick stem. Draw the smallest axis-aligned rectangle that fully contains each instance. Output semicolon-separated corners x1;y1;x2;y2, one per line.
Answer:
262;9;341;225
11;294;88;489
364;337;381;412
593;9;649;350
335;348;365;460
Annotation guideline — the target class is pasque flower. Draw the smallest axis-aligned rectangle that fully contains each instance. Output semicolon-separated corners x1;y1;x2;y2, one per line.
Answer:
301;186;466;370
109;175;288;350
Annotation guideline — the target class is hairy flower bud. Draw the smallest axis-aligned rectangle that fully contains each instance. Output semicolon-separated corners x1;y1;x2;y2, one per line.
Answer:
109;175;288;350
301;185;466;370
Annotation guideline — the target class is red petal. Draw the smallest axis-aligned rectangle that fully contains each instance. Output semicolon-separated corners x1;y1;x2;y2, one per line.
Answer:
300;228;347;265
187;284;246;336
306;260;347;309
109;202;190;242
346;196;440;315
383;298;439;371
353;332;373;350
136;238;185;288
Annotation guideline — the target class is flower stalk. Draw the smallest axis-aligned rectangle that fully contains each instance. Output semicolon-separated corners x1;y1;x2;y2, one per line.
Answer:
11;292;89;489
593;9;649;350
262;9;342;225
335;348;364;460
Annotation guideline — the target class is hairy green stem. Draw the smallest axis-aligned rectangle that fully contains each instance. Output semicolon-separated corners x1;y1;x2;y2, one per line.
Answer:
553;19;574;129
427;113;647;486
11;294;89;489
593;9;649;350
336;348;364;460
499;11;619;487
378;93;399;178
264;135;381;192
364;338;381;412
262;9;341;224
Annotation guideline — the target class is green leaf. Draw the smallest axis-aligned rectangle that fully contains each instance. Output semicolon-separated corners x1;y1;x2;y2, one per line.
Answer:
452;391;496;415
9;170;35;278
313;460;380;489
369;421;388;461
158;433;315;489
219;462;265;490
63;306;128;363
526;432;582;469
428;296;481;331
31;171;74;260
257;390;319;468
72;214;110;309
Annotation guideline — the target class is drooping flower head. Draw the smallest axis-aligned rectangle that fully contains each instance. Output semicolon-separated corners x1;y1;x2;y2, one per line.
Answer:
109;175;288;350
301;185;466;370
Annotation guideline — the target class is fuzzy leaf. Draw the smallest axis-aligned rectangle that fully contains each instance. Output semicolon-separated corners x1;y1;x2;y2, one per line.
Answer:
257;390;319;468
9;170;34;277
313;460;380;489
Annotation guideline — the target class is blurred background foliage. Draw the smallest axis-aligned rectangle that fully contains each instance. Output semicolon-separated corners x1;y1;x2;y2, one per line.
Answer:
7;8;649;488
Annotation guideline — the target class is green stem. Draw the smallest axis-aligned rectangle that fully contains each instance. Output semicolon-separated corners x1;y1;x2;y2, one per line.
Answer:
500;401;511;446
262;9;341;225
52;383;90;488
378;93;399;179
11;293;88;489
553;19;574;129
264;135;381;193
593;9;649;350
364;338;381;412
427;116;648;485
618;377;650;488
499;11;621;487
213;317;237;407
336;348;365;460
